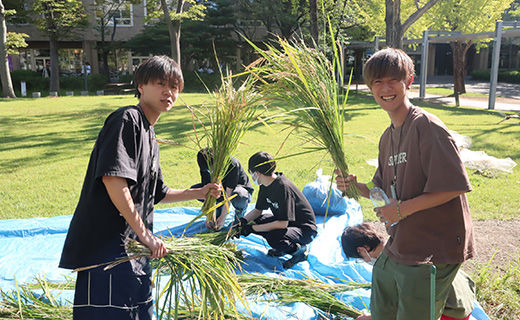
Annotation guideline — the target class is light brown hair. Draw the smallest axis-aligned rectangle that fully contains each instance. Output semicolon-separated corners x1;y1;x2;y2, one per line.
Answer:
363;48;415;88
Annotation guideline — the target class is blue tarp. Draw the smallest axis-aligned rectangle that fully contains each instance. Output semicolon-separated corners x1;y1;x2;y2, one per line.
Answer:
0;201;489;320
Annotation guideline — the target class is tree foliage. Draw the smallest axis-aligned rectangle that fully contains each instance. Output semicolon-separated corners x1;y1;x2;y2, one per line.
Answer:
6;32;28;55
348;0;440;47
32;0;88;39
127;0;236;71
32;0;87;91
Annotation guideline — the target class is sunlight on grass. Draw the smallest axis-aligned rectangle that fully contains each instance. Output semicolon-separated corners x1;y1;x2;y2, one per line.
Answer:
473;255;520;320
1;94;519;220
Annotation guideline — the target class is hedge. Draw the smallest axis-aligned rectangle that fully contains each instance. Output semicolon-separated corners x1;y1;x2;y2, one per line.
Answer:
471;69;520;84
9;70;108;92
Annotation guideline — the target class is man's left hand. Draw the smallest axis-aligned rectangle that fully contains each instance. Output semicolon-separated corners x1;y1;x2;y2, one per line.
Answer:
374;199;400;227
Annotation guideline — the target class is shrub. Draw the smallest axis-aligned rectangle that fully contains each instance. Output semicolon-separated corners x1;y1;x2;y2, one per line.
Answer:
471;69;520;84
118;73;133;83
470;69;490;81
10;70;49;91
86;74;107;91
182;71;222;92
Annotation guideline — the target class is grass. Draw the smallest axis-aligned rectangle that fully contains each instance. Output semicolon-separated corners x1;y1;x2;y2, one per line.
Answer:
409;86;490;98
0;94;519;318
473;255;520;320
1;93;519;221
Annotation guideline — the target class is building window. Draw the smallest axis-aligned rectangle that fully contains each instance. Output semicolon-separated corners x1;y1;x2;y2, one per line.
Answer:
97;1;134;27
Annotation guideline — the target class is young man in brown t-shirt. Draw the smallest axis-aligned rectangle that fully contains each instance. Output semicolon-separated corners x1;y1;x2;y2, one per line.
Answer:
336;48;475;320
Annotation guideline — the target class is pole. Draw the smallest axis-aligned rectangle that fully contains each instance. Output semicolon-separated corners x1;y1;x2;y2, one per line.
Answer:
420;30;429;99
430;264;437;320
488;21;503;110
84;64;88;92
374;36;380;53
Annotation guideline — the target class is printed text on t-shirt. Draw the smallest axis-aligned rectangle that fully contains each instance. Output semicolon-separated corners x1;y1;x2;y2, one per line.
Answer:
266;198;280;209
388;152;407;166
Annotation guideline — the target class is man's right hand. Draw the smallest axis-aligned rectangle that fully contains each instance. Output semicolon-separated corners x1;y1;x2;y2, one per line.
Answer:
140;232;167;259
334;170;358;192
355;314;372;320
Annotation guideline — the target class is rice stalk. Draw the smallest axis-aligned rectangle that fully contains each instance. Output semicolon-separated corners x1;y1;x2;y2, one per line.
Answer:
244;29;359;201
105;234;246;320
190;70;265;224
0;277;73;319
238;273;363;318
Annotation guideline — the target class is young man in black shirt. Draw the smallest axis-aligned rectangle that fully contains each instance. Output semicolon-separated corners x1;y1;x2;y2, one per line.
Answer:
237;151;317;268
59;56;220;320
194;147;253;230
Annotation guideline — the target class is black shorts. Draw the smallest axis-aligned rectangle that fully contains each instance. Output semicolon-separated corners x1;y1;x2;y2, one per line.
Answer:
73;269;153;320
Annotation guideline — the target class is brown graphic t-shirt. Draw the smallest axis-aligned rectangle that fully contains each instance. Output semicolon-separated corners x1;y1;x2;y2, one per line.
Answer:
373;106;475;265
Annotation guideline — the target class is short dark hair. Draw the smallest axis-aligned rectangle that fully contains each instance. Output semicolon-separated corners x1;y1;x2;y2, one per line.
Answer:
133;55;184;98
341;223;384;259
363;48;415;88
248;151;276;175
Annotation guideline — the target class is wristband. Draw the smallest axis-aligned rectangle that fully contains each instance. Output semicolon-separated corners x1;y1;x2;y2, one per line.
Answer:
396;200;402;220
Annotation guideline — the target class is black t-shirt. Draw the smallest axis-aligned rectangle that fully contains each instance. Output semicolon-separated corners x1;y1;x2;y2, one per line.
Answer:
255;173;316;232
59;105;169;275
198;157;253;195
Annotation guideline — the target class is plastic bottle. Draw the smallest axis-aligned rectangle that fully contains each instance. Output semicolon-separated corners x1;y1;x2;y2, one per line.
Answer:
366;181;390;208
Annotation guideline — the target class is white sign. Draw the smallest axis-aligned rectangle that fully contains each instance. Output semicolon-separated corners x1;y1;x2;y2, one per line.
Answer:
21;81;27;97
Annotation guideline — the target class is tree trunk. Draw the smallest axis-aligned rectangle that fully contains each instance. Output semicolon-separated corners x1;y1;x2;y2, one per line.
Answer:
49;36;59;91
308;0;318;46
0;0;15;98
99;20;109;78
173;19;181;66
160;0;183;65
450;40;472;94
385;0;402;49
385;0;440;49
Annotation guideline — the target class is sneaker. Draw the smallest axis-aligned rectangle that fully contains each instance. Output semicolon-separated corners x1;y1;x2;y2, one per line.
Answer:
267;248;284;257
282;244;307;269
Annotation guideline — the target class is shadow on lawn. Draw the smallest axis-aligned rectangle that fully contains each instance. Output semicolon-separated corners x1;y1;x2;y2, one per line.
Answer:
0;104;203;173
412;100;520;160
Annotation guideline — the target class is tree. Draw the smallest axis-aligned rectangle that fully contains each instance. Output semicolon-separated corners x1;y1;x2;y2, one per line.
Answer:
93;0;140;78
33;0;87;91
350;0;440;48
384;0;440;48
0;0;15;97
428;0;515;94
234;0;307;41
308;0;318;44
145;0;206;65
128;0;236;71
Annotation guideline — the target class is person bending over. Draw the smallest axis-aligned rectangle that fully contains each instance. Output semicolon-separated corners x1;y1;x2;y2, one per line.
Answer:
341;223;475;320
236;151;317;269
194;147;253;230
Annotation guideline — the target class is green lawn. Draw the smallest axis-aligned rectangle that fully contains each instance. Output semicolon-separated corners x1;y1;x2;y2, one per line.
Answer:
1;93;520;319
0;93;519;221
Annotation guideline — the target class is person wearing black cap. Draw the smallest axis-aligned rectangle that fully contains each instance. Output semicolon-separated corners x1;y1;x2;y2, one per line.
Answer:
236;151;317;268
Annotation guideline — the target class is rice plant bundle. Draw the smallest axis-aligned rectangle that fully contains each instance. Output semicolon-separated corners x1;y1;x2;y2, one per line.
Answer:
192;71;264;225
238;273;363;319
106;233;245;320
245;35;359;200
0;277;73;319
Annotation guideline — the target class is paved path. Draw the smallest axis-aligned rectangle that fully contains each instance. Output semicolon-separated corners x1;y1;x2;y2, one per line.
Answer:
352;77;520;113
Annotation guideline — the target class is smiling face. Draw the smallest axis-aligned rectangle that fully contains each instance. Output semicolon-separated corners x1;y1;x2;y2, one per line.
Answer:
369;76;412;113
